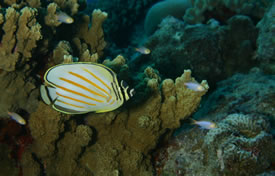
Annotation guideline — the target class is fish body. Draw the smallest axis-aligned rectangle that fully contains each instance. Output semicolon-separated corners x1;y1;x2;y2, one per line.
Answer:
184;82;205;92
135;47;151;55
57;12;74;24
7;112;26;125
40;62;134;114
191;119;216;129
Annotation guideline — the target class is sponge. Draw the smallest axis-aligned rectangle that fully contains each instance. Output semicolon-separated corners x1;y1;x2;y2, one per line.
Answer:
144;0;192;35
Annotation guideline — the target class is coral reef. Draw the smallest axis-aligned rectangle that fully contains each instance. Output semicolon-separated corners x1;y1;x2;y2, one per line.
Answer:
0;71;39;117
154;69;275;176
183;0;274;24
0;6;41;71
144;0;192;35
143;14;257;86
0;117;33;176
256;1;275;74
2;0;274;176
0;0;108;117
80;69;208;175
195;68;275;121
155;113;274;176
24;102;93;176
28;103;67;159
93;0;159;45
2;68;207;176
76;9;107;57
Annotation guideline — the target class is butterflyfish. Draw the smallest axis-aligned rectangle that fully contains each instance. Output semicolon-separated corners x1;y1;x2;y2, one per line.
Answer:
40;62;135;114
191;119;217;130
7;112;26;125
57;11;74;24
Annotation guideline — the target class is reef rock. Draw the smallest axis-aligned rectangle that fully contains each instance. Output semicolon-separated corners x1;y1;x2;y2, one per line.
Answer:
184;0;273;24
80;69;208;175
154;68;275;176
144;15;257;86
256;2;275;74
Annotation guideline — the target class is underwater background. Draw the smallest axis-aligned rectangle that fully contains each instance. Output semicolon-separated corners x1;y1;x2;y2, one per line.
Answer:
0;0;274;175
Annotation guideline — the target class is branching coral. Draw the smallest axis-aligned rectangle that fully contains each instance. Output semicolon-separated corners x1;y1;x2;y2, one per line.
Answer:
0;6;41;71
44;2;61;27
54;125;92;176
76;9;107;58
52;40;72;64
0;0;109;118
53;0;79;15
28;103;66;159
81;69;208;175
0;1;211;176
0;71;38;117
27;103;94;176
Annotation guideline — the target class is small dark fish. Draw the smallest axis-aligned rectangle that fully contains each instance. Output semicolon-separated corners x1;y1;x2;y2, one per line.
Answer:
57;12;74;24
184;82;205;92
135;47;151;55
191;119;216;129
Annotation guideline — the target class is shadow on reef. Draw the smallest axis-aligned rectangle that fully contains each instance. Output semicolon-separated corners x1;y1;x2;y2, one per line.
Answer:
0;118;33;176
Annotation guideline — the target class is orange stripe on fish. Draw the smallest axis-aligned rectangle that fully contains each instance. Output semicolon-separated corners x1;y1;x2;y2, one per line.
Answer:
55;84;104;103
56;92;96;106
59;77;107;98
110;99;115;105
106;95;112;102
82;68;111;91
69;71;111;97
56;99;85;108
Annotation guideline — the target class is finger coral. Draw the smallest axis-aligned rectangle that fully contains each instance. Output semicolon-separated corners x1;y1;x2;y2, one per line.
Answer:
0;1;109;117
81;69;208;175
76;9;107;58
0;7;41;71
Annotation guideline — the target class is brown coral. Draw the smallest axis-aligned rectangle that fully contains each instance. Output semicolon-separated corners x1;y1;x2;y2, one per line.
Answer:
28;102;67;159
0;6;41;71
81;69;208;175
76;9;108;58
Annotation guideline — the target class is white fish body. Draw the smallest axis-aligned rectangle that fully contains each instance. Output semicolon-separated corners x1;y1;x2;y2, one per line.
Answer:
184;82;205;92
135;47;151;54
8;112;26;125
191;119;216;129
57;12;74;24
40;62;134;114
